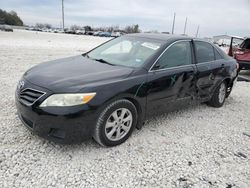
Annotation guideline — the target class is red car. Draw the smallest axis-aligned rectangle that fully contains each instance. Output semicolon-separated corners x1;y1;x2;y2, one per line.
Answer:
229;37;250;70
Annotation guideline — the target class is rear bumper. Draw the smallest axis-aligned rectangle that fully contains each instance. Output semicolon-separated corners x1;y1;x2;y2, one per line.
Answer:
238;60;250;70
15;94;99;144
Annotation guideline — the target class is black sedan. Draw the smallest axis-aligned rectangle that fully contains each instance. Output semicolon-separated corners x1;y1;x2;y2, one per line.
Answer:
16;34;238;146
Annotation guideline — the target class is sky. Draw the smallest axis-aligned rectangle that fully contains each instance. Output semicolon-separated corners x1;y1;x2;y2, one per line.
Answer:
0;0;250;37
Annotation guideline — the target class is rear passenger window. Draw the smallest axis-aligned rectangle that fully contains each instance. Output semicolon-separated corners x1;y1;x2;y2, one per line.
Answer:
155;41;192;69
214;48;223;60
194;41;215;63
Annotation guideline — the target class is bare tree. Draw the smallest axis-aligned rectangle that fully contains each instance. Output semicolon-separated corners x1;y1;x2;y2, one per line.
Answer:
124;24;140;33
35;23;52;29
70;25;81;31
84;25;92;31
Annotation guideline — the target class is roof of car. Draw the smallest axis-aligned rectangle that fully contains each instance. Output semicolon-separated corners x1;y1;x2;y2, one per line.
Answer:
126;33;193;41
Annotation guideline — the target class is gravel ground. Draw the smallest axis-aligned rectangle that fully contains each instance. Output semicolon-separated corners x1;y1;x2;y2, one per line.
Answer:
0;30;250;188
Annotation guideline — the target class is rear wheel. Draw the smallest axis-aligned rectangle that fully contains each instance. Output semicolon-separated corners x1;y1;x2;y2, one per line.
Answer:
207;81;227;108
93;99;137;147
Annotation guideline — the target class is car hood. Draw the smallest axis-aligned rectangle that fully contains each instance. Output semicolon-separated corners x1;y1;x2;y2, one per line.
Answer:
24;55;134;92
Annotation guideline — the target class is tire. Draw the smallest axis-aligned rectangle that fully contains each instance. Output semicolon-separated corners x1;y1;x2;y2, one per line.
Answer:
93;99;138;147
207;81;227;108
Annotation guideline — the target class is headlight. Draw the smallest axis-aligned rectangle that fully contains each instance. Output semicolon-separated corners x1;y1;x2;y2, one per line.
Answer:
40;93;96;107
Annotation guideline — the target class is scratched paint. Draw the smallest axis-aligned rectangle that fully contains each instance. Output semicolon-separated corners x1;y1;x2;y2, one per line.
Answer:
134;82;145;97
170;75;176;86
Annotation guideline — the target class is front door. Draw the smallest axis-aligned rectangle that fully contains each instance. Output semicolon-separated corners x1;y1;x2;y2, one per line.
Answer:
146;40;197;117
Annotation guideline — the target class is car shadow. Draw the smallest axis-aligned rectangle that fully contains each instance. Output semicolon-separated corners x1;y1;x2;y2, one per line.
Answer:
238;70;250;82
139;102;203;130
21;96;238;152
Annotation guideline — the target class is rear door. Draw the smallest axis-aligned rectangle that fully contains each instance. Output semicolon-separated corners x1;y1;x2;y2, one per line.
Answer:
237;39;250;62
146;40;197;117
193;41;227;100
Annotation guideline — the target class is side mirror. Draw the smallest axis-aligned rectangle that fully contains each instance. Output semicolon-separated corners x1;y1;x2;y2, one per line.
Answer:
152;63;161;70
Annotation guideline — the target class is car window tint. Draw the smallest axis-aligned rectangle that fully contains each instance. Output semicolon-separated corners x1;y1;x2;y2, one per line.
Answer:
242;39;250;49
88;36;163;68
155;41;192;69
195;41;215;63
214;47;223;60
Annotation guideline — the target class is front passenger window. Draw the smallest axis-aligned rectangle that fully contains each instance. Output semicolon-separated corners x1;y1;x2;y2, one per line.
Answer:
154;41;192;70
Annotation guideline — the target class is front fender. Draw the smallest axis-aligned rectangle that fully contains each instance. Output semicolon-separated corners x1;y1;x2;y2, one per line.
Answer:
81;74;148;129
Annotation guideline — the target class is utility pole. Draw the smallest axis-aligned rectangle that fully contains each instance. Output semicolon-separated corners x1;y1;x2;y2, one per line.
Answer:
183;17;187;35
171;12;176;34
62;0;65;32
195;25;200;38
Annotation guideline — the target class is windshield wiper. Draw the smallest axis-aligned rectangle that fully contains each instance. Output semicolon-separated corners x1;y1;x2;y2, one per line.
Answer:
93;58;115;66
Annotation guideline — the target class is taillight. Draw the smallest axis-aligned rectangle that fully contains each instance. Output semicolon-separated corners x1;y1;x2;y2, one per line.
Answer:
234;50;245;55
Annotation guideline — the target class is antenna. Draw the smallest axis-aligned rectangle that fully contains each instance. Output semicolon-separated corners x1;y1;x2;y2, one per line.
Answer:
183;17;187;35
195;25;200;37
62;0;65;32
171;12;176;34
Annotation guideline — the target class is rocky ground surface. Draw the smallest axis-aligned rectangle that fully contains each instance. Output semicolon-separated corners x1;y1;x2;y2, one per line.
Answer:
0;30;249;188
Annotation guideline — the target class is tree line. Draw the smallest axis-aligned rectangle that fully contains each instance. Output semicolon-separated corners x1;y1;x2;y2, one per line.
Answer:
0;8;141;34
34;23;141;33
69;24;141;33
0;9;23;26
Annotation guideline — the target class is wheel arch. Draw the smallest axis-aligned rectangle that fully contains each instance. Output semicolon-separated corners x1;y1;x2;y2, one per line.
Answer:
215;77;232;90
123;96;144;129
223;77;235;98
211;77;233;99
95;92;146;131
224;77;232;87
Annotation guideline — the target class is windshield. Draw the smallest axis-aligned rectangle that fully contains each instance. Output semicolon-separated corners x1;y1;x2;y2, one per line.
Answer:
87;36;163;68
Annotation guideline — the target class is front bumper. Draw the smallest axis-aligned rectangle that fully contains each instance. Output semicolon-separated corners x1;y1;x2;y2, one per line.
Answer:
15;84;98;144
238;60;250;70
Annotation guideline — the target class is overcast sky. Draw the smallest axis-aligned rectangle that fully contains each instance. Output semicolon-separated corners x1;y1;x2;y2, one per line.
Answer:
1;0;250;37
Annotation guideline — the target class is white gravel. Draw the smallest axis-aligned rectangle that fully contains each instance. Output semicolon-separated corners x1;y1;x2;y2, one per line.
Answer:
0;30;250;188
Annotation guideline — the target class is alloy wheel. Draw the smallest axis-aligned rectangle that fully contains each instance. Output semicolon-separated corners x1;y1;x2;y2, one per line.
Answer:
105;108;133;141
218;83;226;103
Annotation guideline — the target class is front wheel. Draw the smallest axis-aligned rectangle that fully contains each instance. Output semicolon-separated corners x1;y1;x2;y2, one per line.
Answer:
93;99;138;147
207;81;227;108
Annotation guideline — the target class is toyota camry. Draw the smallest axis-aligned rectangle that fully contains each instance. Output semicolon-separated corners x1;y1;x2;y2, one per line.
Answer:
16;33;238;146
